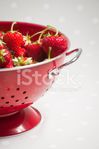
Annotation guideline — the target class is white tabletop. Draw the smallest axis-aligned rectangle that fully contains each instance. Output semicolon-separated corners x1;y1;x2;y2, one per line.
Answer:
0;0;99;149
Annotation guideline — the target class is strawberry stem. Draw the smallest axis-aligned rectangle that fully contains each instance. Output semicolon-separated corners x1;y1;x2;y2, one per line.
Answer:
31;25;59;44
48;47;52;59
47;25;58;36
11;22;17;32
0;49;7;56
0;56;5;63
23;33;31;45
0;49;6;63
0;40;5;45
30;26;51;43
37;26;52;44
30;30;43;39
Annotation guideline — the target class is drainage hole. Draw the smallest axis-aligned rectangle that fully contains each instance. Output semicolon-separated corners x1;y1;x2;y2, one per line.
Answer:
15;100;19;102
6;101;9;104
25;96;28;99
11;95;15;98
16;88;20;91
23;91;27;94
1;97;5;99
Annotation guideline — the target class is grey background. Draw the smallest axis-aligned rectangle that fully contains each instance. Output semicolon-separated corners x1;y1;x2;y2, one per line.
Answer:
0;0;99;149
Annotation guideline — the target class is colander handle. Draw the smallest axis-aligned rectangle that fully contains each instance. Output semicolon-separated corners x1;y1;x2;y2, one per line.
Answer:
48;48;82;79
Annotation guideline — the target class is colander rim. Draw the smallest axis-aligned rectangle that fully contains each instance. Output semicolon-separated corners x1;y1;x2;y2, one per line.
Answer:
0;50;70;72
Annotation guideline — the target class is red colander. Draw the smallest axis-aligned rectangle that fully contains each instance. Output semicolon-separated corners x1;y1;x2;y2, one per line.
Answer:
0;21;82;137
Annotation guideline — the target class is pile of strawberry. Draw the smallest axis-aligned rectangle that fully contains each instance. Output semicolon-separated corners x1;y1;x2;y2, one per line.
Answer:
0;22;69;68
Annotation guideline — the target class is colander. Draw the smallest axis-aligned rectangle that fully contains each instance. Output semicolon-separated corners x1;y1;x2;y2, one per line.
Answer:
0;21;82;137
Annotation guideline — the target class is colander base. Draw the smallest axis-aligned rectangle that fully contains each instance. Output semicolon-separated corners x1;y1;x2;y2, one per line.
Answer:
0;107;41;137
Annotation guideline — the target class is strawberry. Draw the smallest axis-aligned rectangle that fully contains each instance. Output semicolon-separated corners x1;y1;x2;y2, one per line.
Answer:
42;35;69;58
0;48;11;68
25;43;47;61
3;22;23;50
14;47;27;57
5;60;13;68
3;31;23;50
13;57;33;66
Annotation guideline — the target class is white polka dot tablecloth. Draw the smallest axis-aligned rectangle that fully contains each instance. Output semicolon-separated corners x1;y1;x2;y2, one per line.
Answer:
0;0;99;149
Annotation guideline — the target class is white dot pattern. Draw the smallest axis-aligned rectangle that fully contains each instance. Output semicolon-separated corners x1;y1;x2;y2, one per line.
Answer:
10;2;18;8
43;3;50;10
92;17;99;24
49;144;57;149
76;4;84;12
